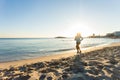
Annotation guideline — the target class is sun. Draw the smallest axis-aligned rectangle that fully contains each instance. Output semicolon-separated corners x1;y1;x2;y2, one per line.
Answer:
63;23;94;37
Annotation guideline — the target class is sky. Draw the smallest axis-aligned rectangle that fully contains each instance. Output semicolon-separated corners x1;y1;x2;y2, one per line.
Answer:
0;0;120;38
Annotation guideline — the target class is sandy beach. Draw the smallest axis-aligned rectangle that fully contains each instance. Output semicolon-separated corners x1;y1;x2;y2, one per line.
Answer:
0;42;120;80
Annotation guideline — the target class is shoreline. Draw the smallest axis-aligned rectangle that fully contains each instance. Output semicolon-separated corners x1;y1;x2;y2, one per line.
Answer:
0;42;120;69
0;50;75;69
0;38;119;63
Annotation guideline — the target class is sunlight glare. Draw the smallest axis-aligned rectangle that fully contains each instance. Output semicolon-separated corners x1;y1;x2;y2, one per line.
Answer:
64;23;94;37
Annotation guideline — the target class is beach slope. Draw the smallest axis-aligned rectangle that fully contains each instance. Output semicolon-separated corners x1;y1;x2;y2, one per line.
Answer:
0;43;120;80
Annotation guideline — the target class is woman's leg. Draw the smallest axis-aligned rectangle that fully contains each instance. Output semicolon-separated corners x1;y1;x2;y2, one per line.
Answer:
76;43;80;53
79;44;81;53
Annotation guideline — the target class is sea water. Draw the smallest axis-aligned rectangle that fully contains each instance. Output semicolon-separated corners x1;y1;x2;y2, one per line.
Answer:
0;38;120;62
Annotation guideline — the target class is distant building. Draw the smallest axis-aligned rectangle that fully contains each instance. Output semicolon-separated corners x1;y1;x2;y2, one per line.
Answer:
92;33;95;37
113;31;120;37
106;31;120;38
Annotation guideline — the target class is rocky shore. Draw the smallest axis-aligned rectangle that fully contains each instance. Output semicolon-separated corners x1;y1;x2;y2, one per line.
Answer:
0;46;120;80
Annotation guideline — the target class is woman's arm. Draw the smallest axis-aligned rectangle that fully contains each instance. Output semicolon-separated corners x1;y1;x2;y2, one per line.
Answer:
81;37;83;41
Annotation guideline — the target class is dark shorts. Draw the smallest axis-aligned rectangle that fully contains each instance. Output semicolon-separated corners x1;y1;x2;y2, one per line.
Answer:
76;42;80;44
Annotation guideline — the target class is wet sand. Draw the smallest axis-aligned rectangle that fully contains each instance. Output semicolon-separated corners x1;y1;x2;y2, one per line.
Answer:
0;42;120;80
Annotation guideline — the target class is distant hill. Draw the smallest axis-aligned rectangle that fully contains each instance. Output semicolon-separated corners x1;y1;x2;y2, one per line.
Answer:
55;36;66;38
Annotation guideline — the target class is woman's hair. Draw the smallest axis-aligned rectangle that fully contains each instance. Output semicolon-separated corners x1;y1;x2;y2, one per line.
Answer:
77;33;81;37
